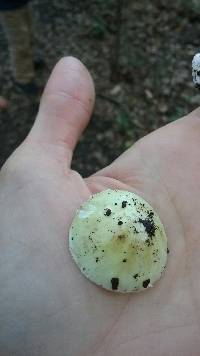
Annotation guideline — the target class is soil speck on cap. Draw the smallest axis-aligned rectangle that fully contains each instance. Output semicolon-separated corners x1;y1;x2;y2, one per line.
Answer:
139;218;156;238
143;279;150;288
111;277;119;290
104;209;112;216
148;211;154;218
122;201;128;208
145;238;151;246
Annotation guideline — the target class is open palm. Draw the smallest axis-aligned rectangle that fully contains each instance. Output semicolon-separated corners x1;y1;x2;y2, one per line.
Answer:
1;57;200;356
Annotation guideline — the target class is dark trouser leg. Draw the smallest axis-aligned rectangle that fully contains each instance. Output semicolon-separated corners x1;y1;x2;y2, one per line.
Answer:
0;5;34;84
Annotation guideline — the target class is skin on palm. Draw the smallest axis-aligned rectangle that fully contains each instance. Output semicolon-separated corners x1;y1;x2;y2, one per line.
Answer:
0;57;200;356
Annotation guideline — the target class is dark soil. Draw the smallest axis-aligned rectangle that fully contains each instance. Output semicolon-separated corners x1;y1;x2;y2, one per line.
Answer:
0;0;199;177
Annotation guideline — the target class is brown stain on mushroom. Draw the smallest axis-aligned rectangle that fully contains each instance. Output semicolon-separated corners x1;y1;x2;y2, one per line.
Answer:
93;226;158;279
81;225;159;281
118;234;126;240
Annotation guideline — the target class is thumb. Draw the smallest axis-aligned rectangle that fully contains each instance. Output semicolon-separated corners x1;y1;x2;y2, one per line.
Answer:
29;56;95;162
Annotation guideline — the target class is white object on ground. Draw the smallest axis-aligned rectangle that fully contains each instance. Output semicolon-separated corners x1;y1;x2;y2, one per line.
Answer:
192;53;200;88
69;189;168;293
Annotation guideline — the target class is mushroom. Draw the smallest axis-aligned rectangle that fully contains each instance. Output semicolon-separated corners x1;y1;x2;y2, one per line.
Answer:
69;189;168;293
192;53;200;88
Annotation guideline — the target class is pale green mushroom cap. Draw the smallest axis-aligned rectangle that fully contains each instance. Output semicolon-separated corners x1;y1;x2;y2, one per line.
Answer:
69;189;168;293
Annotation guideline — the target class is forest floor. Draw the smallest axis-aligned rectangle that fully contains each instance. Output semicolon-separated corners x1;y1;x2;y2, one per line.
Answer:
0;0;200;176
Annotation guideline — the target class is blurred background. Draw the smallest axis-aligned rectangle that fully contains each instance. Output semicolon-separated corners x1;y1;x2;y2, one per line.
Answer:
0;0;199;176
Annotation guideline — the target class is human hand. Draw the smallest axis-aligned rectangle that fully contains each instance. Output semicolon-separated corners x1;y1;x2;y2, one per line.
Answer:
0;57;200;356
